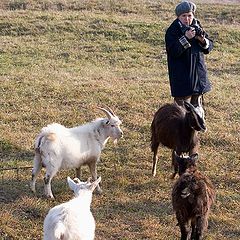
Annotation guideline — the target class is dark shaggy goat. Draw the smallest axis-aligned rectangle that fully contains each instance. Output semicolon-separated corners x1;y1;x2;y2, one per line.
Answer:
150;101;206;178
172;153;215;240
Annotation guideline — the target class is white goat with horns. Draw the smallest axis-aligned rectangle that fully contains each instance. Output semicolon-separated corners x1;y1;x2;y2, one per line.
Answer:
30;107;123;198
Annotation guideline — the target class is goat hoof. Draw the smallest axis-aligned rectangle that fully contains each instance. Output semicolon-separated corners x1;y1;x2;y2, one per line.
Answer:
44;194;55;200
30;184;36;193
152;169;157;177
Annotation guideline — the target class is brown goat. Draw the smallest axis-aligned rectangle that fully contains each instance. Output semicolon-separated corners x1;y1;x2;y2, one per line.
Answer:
172;153;215;240
150;101;206;178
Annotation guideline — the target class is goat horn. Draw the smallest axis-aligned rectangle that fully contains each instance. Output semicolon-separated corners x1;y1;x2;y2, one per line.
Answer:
106;106;116;116
197;95;202;107
97;107;113;119
173;151;178;157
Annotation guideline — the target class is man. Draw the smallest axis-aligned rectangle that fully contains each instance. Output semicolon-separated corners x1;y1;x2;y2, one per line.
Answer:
165;1;213;107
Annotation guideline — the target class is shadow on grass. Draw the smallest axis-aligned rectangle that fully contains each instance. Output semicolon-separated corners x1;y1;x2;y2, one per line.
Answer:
94;197;173;240
0;139;34;162
0;177;34;203
0;176;72;204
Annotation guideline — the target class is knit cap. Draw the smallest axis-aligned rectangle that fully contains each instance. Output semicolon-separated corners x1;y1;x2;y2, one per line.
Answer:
175;1;196;17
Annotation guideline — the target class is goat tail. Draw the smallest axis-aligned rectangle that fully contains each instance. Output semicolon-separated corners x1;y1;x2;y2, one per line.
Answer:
54;222;66;240
35;127;57;152
35;133;45;152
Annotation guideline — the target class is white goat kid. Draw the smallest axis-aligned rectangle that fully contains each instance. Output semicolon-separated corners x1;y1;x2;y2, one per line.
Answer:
30;107;122;198
43;176;101;240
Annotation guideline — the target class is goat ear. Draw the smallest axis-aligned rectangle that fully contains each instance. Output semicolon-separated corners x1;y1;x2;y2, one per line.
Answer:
67;176;77;191
90;176;101;191
183;101;194;112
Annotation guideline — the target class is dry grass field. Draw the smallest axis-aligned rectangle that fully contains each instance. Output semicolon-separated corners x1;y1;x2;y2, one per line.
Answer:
0;0;239;239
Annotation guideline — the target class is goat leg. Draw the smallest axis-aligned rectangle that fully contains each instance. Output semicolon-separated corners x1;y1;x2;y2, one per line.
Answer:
152;152;158;177
88;160;102;194
170;150;179;179
30;152;42;193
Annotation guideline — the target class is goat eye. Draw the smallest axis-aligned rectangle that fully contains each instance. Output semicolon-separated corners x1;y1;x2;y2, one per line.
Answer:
111;125;115;127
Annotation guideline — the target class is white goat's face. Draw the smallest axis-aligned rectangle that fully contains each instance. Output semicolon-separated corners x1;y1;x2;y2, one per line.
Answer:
104;116;123;143
98;107;123;143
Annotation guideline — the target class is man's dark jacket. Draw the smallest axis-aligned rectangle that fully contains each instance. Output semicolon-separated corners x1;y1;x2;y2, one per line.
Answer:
165;19;213;97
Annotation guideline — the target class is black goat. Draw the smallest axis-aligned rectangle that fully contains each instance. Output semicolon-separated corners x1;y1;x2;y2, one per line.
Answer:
150;101;206;178
172;153;215;240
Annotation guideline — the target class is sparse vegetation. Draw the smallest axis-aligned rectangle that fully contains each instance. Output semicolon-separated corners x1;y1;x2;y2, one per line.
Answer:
0;0;239;239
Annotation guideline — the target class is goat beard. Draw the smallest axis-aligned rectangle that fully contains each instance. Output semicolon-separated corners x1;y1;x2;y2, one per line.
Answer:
113;139;118;145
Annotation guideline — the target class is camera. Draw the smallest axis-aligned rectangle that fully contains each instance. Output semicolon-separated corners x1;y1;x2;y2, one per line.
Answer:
180;24;191;34
191;25;205;37
181;25;205;37
179;19;205;38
